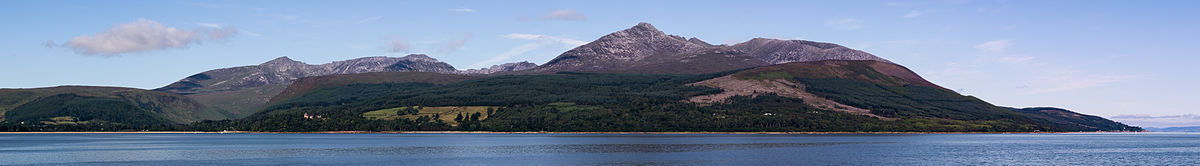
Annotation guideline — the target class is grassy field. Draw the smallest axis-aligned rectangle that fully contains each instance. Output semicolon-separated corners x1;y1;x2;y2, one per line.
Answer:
363;106;496;126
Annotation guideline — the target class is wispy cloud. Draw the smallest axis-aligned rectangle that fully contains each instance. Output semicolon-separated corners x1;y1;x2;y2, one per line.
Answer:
1028;69;1134;94
438;34;473;54
825;18;862;30
903;10;924;18
997;56;1035;64
241;30;262;37
187;2;268;11
974;40;1012;53
541;9;587;21
54;19;238;56
382;36;410;53
503;33;587;46
470;43;539;69
469;33;586;68
42;40;56;48
196;23;223;28
358;16;383;23
449;8;476;12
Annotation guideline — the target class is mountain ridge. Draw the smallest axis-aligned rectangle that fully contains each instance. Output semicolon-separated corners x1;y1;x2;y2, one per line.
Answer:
528;22;895;74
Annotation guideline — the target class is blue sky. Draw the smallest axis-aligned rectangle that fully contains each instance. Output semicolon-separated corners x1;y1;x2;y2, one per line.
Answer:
1;0;1197;127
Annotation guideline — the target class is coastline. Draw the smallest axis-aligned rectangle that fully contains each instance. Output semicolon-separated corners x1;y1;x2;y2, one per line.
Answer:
0;131;1146;134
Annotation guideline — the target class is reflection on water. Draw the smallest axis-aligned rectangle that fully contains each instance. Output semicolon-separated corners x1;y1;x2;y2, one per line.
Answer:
0;133;1197;165
220;142;869;156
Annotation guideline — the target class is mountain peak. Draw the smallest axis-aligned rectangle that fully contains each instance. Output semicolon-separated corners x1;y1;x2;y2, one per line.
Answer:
606;22;667;38
261;56;306;66
633;22;657;31
401;54;436;62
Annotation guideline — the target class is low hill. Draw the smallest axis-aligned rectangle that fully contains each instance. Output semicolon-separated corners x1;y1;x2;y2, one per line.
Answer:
1144;126;1200;132
5;93;174;126
1005;107;1142;131
0;86;213;124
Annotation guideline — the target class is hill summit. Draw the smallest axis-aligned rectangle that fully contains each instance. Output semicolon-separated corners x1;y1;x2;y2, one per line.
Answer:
531;22;892;74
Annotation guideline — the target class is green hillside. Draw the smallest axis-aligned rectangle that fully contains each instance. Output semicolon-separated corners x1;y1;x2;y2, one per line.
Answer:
200;67;1059;132
0;86;217;123
1006;107;1142;131
0;61;1140;132
5;94;174;126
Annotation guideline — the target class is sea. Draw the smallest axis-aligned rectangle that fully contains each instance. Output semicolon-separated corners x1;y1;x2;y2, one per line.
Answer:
0;133;1196;165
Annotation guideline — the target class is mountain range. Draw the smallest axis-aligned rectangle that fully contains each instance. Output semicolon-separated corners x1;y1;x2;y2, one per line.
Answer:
1143;126;1200;132
0;22;1141;132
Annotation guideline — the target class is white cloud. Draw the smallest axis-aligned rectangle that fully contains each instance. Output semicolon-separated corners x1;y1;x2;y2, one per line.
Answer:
468;33;586;68
469;43;539;69
852;39;919;50
903;10;923;18
358;16;383;23
1001;25;1018;30
42;40;56;48
541;9;587;21
1028;69;1134;94
503;33;587;46
196;23;222;28
449;8;476;12
383;36;410;53
974;40;1012;53
241;30;263;37
438;34;473;54
997;56;1035;64
927;62;985;94
825;18;862;30
59;19;238;56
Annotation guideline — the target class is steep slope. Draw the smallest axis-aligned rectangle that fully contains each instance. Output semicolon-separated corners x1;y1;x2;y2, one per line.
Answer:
1005;107;1143;131
530;23;893;74
0;86;211;123
532;23;714;73
691;60;1031;123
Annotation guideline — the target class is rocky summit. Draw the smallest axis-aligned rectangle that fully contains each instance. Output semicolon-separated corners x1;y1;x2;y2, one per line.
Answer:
158;54;456;94
531;22;893;74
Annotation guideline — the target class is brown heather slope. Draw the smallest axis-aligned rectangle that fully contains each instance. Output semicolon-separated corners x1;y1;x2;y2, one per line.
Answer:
689;60;950;119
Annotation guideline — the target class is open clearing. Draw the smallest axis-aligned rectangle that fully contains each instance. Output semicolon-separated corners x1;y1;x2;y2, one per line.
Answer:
363;106;496;126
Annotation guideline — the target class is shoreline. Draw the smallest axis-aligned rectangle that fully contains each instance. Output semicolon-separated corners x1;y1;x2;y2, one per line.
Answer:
0;131;1148;134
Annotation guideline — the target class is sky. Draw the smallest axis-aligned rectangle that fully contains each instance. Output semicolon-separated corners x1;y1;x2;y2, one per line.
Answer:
1;0;1197;127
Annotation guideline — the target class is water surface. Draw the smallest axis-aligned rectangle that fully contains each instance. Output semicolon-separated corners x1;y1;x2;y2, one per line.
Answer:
0;133;1196;165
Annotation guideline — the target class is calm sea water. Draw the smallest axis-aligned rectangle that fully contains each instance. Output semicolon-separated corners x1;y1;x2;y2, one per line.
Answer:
0;133;1196;165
